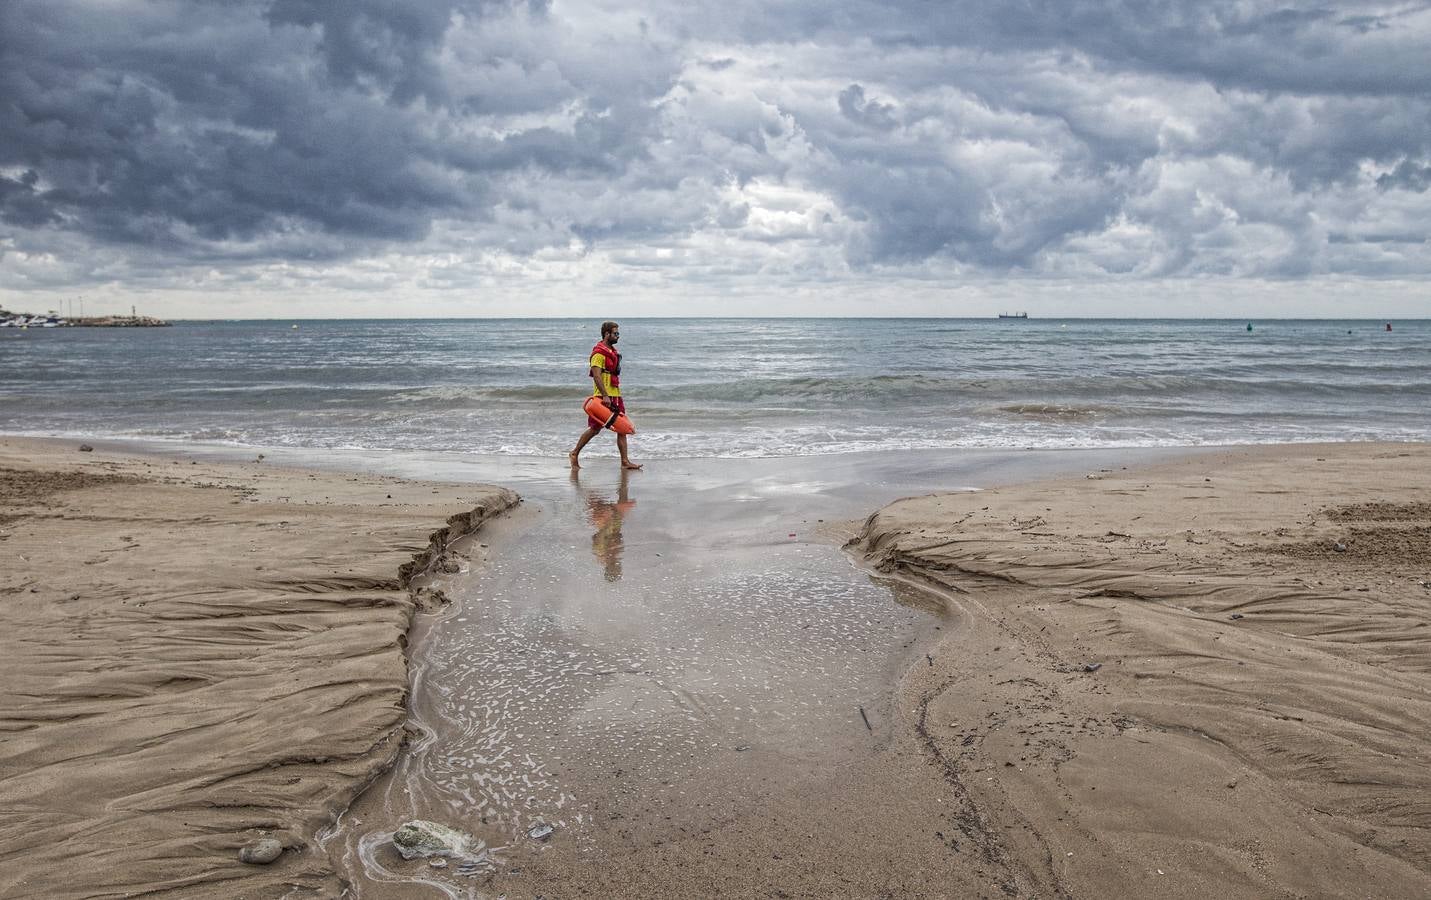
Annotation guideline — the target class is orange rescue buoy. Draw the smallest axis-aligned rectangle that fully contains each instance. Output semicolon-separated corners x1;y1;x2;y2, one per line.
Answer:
583;396;635;435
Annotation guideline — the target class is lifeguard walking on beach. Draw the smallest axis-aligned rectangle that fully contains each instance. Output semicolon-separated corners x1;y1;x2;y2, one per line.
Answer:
570;321;642;470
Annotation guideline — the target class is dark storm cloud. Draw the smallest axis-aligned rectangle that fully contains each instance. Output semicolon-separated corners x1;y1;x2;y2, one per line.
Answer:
0;1;463;250
718;0;1431;98
837;85;898;131
1;0;1430;286
264;0;461;104
0;170;58;228
0;0;679;264
1377;159;1431;192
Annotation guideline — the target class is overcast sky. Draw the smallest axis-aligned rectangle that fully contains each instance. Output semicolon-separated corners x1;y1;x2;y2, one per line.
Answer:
2;0;1429;317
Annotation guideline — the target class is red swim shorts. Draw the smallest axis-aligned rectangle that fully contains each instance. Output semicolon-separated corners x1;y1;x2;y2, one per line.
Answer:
588;396;626;430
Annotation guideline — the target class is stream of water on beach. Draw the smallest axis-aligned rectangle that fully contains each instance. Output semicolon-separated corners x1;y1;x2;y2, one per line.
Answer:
256;445;1187;898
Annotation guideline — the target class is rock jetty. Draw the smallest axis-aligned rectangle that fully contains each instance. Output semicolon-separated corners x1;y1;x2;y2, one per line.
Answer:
0;310;170;327
70;315;171;327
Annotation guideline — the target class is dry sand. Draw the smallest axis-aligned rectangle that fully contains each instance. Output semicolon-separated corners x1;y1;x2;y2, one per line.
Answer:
850;442;1431;898
0;437;517;899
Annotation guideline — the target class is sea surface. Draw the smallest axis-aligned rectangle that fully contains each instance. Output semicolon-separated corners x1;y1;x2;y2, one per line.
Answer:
3;318;1428;458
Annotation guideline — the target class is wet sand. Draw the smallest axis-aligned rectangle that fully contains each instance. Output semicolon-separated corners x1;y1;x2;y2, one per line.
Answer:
852;442;1431;898
329;442;1430;899
329;475;939;897
0;437;516;898
320;445;1198;898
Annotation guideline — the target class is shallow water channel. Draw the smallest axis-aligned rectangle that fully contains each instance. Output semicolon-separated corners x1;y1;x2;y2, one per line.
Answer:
307;447;1180;898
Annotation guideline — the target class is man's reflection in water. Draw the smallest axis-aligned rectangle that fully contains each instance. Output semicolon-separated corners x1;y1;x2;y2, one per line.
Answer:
572;468;636;582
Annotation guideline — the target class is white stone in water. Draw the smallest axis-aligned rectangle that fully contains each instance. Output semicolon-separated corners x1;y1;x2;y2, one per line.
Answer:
238;838;283;865
391;820;471;860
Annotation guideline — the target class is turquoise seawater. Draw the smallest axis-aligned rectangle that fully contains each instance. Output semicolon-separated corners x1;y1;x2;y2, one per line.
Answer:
3;318;1427;458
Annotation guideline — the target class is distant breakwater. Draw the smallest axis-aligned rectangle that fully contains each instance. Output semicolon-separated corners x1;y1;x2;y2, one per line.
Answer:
0;314;169;327
68;315;170;327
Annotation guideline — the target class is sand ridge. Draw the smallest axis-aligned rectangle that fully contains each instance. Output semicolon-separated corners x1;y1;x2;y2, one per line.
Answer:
0;438;517;899
850;442;1431;898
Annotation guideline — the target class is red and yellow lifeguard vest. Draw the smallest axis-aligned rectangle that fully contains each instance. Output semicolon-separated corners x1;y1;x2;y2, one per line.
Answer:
590;341;621;397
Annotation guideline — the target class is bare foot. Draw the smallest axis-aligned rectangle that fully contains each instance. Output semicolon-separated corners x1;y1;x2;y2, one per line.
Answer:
569;450;581;469
621;460;643;470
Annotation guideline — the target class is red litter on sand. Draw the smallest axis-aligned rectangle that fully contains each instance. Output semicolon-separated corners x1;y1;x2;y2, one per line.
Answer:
788;533;796;538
